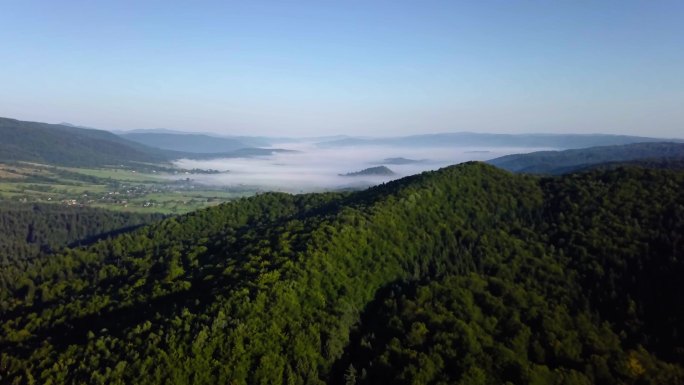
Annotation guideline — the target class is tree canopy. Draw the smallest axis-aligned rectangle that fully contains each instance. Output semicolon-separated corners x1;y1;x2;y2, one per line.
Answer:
1;162;682;384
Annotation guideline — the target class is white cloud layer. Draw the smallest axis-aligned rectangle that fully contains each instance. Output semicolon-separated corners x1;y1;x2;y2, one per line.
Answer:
172;143;551;193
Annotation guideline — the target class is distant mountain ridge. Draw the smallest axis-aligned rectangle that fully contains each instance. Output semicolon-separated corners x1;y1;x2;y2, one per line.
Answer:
119;130;681;151
0;117;299;166
5;116;684;168
317;132;682;149
488;142;684;174
376;157;426;165
119;132;272;153
181;147;300;160
0;117;171;166
115;129;351;145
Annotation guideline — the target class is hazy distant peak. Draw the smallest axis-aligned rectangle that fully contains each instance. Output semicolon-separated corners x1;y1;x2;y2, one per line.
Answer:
122;128;193;134
341;165;396;177
487;141;684;174
316;132;682;150
57;122;97;129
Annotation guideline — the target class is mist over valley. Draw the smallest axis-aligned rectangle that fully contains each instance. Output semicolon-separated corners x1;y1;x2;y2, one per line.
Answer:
172;142;552;192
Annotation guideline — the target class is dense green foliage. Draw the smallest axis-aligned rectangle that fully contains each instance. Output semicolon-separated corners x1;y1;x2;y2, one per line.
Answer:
0;203;164;262
337;276;681;385
488;142;684;174
541;168;684;359
334;167;684;385
1;163;682;384
0;203;164;307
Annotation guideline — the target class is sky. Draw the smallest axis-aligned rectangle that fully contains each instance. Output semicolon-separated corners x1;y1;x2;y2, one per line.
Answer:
0;0;683;137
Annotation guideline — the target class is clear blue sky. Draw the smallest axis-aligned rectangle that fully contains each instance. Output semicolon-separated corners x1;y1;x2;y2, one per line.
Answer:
1;0;682;137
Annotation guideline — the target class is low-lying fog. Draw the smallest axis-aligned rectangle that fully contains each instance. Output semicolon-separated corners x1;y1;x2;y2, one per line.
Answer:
173;143;552;192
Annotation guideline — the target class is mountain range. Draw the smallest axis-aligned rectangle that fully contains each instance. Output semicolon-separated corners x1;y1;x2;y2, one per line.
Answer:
488;142;684;174
317;132;682;149
4;116;684;169
0;117;170;166
118;132;271;153
0;117;290;167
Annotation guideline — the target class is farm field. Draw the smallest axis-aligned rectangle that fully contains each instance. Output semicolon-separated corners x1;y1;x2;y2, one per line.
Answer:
0;162;253;214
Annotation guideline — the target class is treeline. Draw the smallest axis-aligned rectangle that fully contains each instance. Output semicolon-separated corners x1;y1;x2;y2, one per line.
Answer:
0;163;682;384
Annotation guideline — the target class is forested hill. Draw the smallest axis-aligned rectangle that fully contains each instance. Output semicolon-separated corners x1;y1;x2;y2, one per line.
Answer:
488;141;684;174
0;203;164;265
0;117;296;166
1;162;683;384
0;117;176;166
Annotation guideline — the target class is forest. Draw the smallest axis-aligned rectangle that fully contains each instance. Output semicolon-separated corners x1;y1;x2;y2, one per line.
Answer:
0;203;164;262
0;162;683;385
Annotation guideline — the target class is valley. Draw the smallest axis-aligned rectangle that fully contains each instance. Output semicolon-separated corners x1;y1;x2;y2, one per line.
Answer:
0;162;252;214
1;117;684;384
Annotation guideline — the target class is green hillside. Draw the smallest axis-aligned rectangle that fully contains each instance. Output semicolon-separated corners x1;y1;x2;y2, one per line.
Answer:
0;117;171;166
0;117;298;167
488;142;684;174
1;163;683;384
